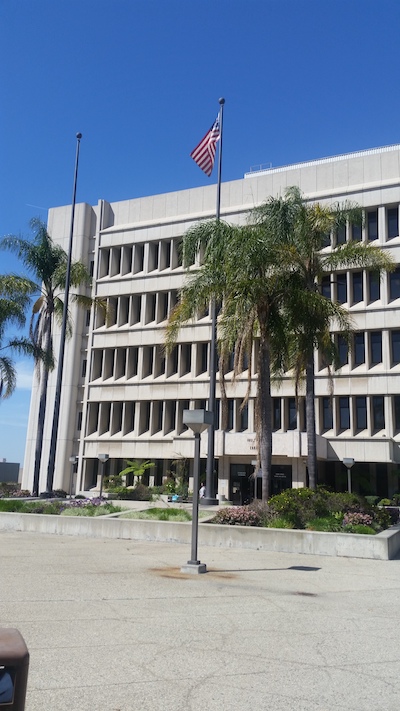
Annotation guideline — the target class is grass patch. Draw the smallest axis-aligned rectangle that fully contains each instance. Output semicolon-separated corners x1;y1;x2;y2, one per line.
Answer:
120;507;192;522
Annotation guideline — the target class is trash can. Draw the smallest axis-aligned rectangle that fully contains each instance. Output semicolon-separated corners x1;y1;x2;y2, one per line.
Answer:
0;629;29;710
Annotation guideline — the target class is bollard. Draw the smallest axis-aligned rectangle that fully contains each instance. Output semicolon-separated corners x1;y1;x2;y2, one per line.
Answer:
0;629;29;710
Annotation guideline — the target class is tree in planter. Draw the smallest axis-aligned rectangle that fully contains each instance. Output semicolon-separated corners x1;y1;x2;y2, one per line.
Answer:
118;459;155;487
166;216;291;502
266;187;394;488
0;219;105;496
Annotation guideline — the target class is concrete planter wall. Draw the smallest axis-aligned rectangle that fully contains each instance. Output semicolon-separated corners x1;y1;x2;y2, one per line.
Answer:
0;511;400;559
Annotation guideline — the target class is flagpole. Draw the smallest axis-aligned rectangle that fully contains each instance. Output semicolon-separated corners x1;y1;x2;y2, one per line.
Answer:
46;132;82;493
203;97;224;505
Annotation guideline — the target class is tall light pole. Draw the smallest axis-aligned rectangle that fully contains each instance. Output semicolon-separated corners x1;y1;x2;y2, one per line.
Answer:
181;410;213;574
343;457;355;493
46;133;82;493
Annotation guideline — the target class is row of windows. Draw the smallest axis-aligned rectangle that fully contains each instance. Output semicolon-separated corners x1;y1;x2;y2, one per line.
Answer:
319;395;395;434
320;329;400;370
98;239;185;279
83;395;400;437
321;268;400;305
88;327;400;386
97;205;400;281
322;205;399;247
93;291;179;329
90;342;210;382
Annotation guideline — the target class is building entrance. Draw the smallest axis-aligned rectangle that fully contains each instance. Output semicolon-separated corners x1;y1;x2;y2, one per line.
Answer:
230;463;293;503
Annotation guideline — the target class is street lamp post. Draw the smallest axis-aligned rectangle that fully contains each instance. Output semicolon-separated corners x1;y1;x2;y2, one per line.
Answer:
98;454;109;499
343;457;355;494
68;455;78;498
181;410;213;574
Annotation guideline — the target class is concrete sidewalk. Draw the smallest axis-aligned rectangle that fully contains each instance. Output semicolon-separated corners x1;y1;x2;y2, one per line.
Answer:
1;530;399;711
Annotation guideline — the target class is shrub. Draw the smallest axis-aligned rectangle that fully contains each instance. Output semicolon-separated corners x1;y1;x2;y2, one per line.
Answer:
267;517;294;529
109;483;152;501
39;490;67;499
377;498;391;507
211;506;261;526
268;488;329;529
248;500;271;527
305;516;343;532
365;495;380;506
391;493;400;505
343;512;373;527
344;524;376;535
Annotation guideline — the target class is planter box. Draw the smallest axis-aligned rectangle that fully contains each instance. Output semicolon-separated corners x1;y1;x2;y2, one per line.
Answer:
0;512;399;560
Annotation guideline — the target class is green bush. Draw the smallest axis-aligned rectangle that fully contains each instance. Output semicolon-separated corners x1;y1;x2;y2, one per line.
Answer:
305;516;343;532
267;517;294;529
108;483;152;501
378;498;391;507
344;524;376;535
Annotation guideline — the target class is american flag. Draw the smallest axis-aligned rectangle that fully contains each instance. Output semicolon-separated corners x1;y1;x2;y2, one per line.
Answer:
190;116;220;177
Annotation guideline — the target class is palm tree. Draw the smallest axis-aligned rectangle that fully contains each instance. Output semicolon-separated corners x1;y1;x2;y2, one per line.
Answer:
118;459;155;487
0;275;41;398
0;218;99;496
261;187;394;488
166;216;290;502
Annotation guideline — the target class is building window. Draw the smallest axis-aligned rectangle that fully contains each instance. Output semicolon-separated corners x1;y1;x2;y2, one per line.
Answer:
353;333;365;366
239;403;248;431
387;207;398;239
339;396;350;430
389;268;400;300
367;209;378;241
180;344;191;376
272;398;281;430
391;331;400;365
337;334;348;366
394;395;400;431
133;244;144;273
336;273;347;304
336;224;346;245
352;272;363;304
351;222;362;241
288;398;297;430
368;271;380;302
81;359;87;378
321;276;331;299
355;396;367;430
322;397;333;430
372;396;385;431
77;411;83;432
227;399;234;430
370;331;382;365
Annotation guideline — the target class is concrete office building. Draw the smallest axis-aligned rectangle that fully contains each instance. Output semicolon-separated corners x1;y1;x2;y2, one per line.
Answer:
22;144;400;501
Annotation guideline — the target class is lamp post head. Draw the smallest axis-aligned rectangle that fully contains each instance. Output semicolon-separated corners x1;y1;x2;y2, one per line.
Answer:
343;457;355;470
183;409;213;434
98;453;109;463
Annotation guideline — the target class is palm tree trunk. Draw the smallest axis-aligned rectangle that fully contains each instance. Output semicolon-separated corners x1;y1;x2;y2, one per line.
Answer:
306;355;317;489
32;367;49;496
258;327;272;502
32;320;52;496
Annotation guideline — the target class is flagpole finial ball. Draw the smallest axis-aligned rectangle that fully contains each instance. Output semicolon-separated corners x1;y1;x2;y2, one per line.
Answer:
76;132;82;140
219;97;225;105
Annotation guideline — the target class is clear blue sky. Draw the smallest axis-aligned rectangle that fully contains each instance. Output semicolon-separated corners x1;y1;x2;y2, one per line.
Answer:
1;0;400;464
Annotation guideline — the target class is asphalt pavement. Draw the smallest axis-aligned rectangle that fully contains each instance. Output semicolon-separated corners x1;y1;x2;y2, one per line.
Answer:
1;530;399;711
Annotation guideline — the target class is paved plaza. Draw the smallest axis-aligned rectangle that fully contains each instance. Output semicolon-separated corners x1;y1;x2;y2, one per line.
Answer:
1;529;400;710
